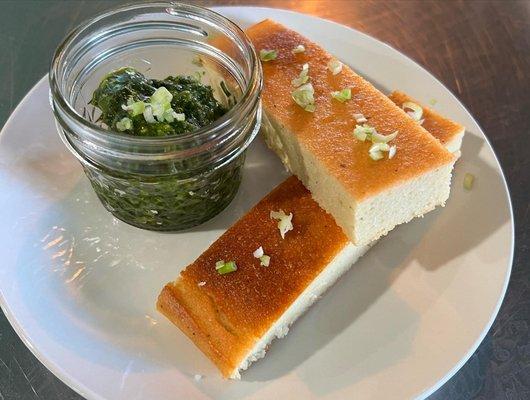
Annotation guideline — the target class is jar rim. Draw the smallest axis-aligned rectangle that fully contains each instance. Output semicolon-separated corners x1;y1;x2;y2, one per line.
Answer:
49;1;262;148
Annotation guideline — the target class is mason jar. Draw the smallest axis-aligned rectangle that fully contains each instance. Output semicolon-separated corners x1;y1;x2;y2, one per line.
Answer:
49;2;262;231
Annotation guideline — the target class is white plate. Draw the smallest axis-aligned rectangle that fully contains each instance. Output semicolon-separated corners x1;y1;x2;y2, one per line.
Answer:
0;6;513;400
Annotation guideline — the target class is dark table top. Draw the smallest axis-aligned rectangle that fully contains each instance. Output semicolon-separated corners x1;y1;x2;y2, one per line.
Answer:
1;1;529;399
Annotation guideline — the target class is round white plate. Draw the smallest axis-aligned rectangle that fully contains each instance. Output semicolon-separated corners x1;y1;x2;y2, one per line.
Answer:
0;6;513;400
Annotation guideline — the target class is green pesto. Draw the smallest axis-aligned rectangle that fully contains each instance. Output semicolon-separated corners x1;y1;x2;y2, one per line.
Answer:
87;67;241;231
90;67;227;136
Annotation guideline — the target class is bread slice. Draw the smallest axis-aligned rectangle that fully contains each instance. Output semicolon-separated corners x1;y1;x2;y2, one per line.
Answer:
388;91;465;154
158;176;370;379
157;97;464;379
246;20;456;246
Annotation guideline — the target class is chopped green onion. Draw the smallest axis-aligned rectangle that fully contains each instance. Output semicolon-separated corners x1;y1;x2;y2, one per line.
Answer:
463;173;475;190
292;44;305;54
353;113;367;123
354;123;398;161
260;49;278;61
429;98;437;106
292;63;310;87
291;82;316;112
122;100;146;116
270;209;294;239
353;124;376;141
143;106;156;123
331;87;352;102
369;151;384;161
327;59;343;75
371;130;398;143
370;142;390;153
253;246;264;258
151;87;173;105
215;260;225;270
388;145;397;159
116;117;132;131
216;260;237;275
402;101;423;121
260;255;271;267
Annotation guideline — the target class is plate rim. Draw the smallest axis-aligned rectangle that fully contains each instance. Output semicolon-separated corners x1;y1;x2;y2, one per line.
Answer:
0;6;514;400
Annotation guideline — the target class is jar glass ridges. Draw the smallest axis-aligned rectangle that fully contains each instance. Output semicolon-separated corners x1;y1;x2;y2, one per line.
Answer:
49;2;262;231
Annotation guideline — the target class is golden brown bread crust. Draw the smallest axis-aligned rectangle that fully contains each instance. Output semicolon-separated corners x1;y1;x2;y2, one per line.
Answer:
245;20;455;200
157;176;349;377
388;91;464;147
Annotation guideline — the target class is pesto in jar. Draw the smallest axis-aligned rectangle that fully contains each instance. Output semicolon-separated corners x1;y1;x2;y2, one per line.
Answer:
87;67;241;231
91;67;227;137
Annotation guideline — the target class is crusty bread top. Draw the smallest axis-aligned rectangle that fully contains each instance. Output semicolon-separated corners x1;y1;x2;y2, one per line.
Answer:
246;20;455;200
388;91;464;147
157;176;349;377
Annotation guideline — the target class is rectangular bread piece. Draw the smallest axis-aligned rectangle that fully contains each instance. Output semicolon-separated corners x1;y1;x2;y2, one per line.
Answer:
157;100;464;379
246;20;456;246
388;91;465;154
158;176;370;379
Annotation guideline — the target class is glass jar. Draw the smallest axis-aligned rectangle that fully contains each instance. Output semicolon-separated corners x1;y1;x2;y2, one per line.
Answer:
49;2;262;231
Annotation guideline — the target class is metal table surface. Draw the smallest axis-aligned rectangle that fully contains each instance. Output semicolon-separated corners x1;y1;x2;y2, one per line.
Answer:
0;1;528;399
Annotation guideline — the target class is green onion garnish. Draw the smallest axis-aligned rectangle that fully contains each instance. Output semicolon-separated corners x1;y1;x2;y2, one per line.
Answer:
291;82;316;112
260;49;278;61
402;101;423;122
331;88;352;102
327;59;343;75
116;117;132;131
292;63;310;87
463;173;475;190
215;260;237;275
122;100;145;116
371;130;398;143
270;210;294;238
260;255;271;267
292;44;305;54
353;124;398;161
369;151;384;161
353;124;376;141
388;145;397;159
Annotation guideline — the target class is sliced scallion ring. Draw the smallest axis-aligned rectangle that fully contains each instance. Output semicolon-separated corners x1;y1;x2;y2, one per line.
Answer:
260;255;271;267
331;87;351;102
388;145;397;159
260;49;278;61
327;59;343;75
253;246;264;258
292;63;310;87
291;82;316;112
292;44;305;54
371;130;398;143
216;260;237;275
369;142;390;153
369;150;384;161
270;209;294;239
402;101;423;121
353;113;367;123
116;117;132;131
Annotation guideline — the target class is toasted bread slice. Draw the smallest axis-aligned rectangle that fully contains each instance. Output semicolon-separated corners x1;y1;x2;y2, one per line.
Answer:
246;20;456;246
388;91;465;154
158;176;370;379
